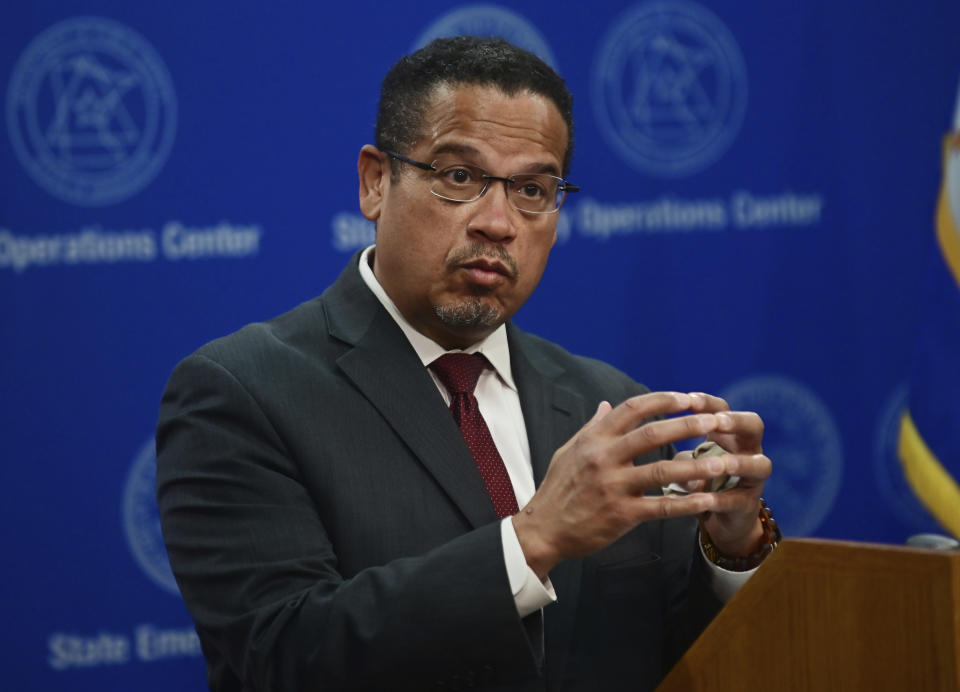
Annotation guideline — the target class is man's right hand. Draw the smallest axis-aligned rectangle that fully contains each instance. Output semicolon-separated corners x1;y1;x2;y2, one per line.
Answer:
511;392;736;580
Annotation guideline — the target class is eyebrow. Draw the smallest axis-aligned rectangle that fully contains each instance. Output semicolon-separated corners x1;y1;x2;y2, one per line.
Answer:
430;142;561;177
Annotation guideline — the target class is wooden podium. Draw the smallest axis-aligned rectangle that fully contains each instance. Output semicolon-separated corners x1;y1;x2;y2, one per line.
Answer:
656;539;960;691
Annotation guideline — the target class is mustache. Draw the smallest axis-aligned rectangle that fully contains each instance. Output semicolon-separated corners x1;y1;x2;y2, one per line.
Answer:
446;243;519;279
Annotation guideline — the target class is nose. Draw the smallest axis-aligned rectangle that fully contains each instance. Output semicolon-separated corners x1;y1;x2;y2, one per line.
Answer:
465;179;518;244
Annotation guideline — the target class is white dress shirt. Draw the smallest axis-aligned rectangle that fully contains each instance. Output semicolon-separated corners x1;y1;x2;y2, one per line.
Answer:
357;246;752;615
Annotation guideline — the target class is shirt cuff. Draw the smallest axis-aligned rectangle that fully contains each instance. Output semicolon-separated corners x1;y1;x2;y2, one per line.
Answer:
699;534;757;603
500;517;557;617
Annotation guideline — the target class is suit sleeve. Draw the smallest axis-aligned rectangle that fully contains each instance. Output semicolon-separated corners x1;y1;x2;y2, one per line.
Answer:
157;353;541;691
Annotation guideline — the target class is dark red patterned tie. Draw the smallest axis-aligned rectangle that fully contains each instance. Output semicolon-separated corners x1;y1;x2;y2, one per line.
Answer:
430;353;519;519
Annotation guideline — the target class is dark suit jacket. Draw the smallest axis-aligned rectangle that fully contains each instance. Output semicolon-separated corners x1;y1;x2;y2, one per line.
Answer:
156;253;721;692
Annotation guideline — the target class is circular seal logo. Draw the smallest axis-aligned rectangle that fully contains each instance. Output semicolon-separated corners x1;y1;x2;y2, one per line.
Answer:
413;5;558;70
122;437;179;595
721;375;843;535
592;0;748;178
6;16;177;206
871;383;942;533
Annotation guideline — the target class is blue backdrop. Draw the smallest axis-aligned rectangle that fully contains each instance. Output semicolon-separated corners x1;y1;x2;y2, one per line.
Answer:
3;1;958;688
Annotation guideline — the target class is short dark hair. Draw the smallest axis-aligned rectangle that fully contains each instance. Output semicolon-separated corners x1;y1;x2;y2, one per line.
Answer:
375;36;574;176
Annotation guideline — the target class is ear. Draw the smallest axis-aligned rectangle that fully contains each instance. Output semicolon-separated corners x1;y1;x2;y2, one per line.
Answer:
358;144;387;221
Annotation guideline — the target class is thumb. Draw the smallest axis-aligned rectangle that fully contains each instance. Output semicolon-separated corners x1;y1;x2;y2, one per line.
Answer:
590;400;613;423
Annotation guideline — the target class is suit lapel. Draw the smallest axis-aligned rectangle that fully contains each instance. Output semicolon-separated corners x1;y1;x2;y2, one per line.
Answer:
508;329;583;486
326;256;590;682
326;255;498;530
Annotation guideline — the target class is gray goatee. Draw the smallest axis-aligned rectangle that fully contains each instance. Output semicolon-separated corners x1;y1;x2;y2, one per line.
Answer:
433;242;518;329
433;298;502;329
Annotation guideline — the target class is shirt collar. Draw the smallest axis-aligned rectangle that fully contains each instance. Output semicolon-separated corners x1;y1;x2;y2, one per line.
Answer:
357;245;516;391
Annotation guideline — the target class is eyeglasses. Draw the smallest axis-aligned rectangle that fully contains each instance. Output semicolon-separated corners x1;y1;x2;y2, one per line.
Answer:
385;150;579;214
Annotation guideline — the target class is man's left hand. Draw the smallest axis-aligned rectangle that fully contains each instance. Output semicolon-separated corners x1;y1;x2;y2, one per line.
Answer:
683;392;771;559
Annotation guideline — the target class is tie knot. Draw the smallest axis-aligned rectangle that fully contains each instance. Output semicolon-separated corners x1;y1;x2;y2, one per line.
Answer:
430;353;487;395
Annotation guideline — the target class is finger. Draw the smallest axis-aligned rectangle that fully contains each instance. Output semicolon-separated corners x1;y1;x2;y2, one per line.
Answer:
592;400;613;422
580;400;613;431
598;391;693;435
687;392;730;413
625;454;731;494
712;453;771;484
709;411;764;451
556;400;614;455
612;412;718;460
634;492;718;520
663;452;771;496
713;410;763;436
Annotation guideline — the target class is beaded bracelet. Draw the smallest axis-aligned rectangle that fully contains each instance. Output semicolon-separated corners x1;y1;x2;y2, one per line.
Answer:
700;499;781;571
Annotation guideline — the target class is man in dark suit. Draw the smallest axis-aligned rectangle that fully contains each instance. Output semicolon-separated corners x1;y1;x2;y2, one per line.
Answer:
157;37;774;691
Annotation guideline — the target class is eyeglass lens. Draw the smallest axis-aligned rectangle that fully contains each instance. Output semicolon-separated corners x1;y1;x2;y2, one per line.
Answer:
430;162;565;213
